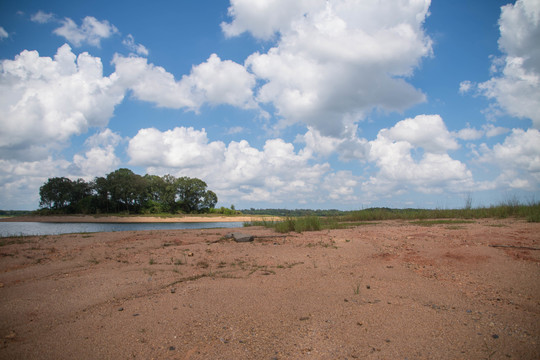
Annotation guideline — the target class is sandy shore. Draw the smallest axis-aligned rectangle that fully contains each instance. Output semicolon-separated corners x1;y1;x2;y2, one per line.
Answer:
0;215;274;223
0;218;538;359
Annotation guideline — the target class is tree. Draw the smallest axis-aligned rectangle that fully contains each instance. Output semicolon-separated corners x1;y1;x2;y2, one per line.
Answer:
38;169;218;214
106;168;148;213
201;191;218;212
175;177;217;213
92;176;111;213
161;174;179;213
39;177;73;210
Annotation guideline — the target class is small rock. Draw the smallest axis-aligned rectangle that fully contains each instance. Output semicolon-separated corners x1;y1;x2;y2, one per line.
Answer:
366;285;371;289
492;334;499;339
118;307;124;312
170;288;176;294
5;331;16;340
227;233;255;243
299;316;310;321
187;252;194;257
169;346;176;351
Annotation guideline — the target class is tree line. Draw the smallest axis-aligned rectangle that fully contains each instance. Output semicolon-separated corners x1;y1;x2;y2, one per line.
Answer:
38;168;218;214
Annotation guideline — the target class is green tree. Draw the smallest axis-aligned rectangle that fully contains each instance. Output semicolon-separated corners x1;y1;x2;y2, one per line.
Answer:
39;177;73;210
106;168;148;213
175;177;217;213
161;174;179;212
91;176;111;213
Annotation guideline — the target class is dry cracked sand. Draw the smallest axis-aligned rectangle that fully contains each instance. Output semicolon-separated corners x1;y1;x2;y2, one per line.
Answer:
0;218;539;359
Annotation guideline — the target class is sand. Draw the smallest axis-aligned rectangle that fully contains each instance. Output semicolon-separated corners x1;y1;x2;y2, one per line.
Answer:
0;218;538;359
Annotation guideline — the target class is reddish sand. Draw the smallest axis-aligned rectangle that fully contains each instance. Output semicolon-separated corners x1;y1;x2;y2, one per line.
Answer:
0;218;538;359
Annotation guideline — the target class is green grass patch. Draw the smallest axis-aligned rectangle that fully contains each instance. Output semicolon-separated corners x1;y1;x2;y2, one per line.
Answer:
243;200;540;232
409;219;476;227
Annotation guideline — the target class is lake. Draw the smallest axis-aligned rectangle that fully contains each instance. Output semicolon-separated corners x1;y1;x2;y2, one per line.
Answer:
0;221;245;237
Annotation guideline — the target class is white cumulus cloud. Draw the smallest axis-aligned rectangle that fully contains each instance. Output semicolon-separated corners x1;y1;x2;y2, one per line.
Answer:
113;53;257;111
71;129;122;178
478;128;540;190
127;126;331;205
225;0;433;137
0;44;125;161
0;157;71;210
54;16;119;47
363;115;474;195
468;0;540;128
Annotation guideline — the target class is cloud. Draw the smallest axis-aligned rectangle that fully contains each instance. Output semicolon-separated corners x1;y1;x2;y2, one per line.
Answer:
127;127;226;169
127;126;331;205
53;16;119;47
382;115;459;153
477;128;540;190
30;11;55;24
113;53;257;111
297;126;369;160
71;129;122;178
454;123;509;140
0;157;71;210
0;26;8;40
122;34;149;56
112;54;196;109
187;53;257;109
458;80;472;94
226;0;433;137
221;0;316;40
363;115;474;195
467;0;540;128
322;171;359;202
0;44;125;161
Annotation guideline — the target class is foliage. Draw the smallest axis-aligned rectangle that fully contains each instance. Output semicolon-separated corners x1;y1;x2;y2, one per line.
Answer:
38;169;218;215
0;210;32;217
244;200;540;233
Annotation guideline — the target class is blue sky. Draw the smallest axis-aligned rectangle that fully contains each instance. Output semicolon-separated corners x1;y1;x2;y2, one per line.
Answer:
1;0;539;210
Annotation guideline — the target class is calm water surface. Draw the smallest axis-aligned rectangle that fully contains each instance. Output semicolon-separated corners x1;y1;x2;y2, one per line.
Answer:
0;222;244;237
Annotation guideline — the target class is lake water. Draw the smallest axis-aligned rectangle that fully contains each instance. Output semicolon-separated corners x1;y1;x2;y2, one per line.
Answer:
0;221;245;237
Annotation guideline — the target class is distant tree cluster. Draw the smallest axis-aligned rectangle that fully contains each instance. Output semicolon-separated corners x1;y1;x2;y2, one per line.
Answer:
38;168;218;214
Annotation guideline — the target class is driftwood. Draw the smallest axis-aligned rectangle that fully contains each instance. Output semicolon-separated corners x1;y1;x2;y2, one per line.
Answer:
489;244;540;251
207;233;288;244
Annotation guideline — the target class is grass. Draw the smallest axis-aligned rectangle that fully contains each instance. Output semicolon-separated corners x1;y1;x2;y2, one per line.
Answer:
409;219;476;226
243;200;540;233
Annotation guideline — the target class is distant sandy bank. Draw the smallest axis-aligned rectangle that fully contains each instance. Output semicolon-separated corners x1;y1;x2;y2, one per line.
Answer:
0;215;277;223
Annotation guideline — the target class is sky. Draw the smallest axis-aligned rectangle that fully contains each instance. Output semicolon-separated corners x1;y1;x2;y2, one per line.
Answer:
0;0;539;211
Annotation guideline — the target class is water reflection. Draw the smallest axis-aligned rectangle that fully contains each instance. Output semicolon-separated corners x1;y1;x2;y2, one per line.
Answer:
0;222;244;237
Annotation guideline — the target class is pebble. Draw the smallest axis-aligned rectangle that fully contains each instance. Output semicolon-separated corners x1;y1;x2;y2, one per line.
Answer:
492;334;499;339
118;307;124;311
169;346;176;351
170;288;176;294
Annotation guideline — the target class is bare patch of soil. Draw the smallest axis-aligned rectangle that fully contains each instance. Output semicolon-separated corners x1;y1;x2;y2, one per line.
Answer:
0;219;538;359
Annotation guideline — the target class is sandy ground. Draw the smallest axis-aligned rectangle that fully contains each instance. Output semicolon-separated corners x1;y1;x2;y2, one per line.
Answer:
0;215;272;223
0;218;538;359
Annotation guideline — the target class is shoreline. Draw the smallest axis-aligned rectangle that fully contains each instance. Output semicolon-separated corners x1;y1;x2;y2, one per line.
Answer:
0;214;276;223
